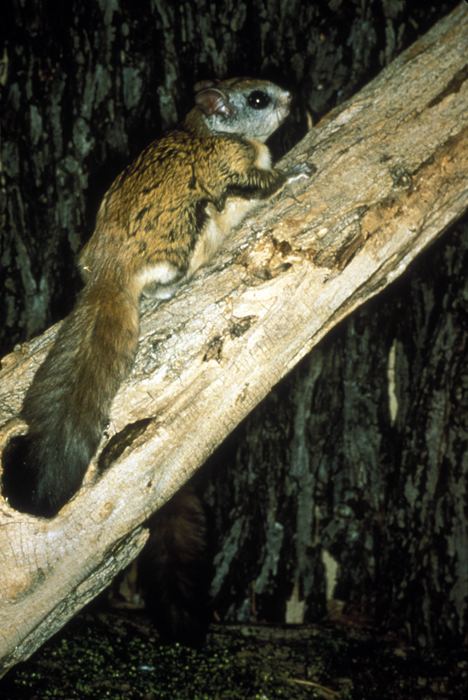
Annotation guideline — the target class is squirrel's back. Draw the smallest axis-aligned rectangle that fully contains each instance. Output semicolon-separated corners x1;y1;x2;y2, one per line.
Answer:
4;76;308;647
10;77;294;518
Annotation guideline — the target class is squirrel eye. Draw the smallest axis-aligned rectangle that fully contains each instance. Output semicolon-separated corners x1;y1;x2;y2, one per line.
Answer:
247;90;272;109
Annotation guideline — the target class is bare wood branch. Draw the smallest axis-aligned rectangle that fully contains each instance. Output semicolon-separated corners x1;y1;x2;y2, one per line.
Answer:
0;4;467;674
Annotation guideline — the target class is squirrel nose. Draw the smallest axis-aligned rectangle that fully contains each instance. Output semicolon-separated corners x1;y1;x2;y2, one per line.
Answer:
281;90;292;106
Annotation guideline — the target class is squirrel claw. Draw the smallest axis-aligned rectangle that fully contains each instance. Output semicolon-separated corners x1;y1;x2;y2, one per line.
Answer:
286;162;316;182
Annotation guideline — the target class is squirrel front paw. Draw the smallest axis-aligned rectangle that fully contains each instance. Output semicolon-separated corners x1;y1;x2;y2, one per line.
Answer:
286;162;316;182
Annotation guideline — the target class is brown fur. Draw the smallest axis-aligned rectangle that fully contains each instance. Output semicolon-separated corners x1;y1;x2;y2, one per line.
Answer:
16;78;301;517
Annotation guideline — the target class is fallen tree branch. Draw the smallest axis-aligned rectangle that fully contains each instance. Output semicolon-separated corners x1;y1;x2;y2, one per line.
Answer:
0;3;467;675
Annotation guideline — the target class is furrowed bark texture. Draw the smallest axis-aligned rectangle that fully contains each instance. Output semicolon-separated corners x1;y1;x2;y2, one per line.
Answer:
206;222;467;647
0;0;459;356
0;5;467;673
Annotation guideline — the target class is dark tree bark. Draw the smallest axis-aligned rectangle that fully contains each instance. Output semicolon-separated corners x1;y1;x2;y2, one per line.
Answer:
206;223;467;646
0;0;465;664
0;0;459;354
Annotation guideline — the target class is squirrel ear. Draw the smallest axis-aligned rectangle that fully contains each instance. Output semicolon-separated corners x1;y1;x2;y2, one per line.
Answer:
193;79;219;93
195;88;232;117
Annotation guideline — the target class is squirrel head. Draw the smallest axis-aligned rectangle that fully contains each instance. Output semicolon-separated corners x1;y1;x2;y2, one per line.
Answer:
189;77;292;142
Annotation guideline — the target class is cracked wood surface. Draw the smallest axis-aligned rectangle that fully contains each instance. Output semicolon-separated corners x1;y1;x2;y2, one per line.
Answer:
0;3;467;674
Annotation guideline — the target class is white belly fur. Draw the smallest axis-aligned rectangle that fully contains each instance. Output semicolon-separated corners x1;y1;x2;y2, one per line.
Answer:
138;260;182;299
187;197;259;277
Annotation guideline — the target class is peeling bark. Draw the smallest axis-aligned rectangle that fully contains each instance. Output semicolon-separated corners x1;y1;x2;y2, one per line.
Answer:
207;224;467;648
0;0;458;354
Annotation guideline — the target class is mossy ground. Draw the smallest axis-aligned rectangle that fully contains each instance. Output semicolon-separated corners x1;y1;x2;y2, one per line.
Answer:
1;610;466;699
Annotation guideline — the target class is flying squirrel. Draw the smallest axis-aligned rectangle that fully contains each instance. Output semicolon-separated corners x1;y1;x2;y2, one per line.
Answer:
17;77;311;517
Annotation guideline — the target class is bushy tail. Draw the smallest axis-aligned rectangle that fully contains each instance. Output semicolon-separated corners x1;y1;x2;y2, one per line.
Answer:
19;276;140;517
138;486;212;647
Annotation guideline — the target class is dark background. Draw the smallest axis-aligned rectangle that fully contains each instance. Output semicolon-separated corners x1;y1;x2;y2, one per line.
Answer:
0;0;466;649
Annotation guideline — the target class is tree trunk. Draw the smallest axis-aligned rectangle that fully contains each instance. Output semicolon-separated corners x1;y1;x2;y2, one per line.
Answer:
0;5;466;673
206;222;467;648
0;0;459;356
